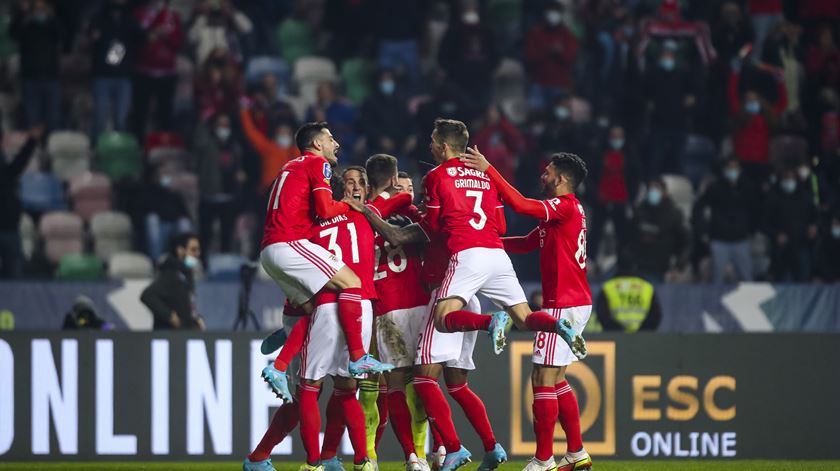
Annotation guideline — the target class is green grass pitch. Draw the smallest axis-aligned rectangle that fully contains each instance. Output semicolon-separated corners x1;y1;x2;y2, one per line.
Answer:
0;461;839;471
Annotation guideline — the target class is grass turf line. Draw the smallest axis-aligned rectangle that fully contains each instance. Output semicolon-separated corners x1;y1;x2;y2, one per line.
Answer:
1;462;839;471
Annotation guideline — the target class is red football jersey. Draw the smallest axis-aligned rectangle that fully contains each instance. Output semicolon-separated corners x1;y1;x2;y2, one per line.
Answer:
310;211;377;306
261;152;334;248
370;199;429;315
424;158;504;254
503;194;592;309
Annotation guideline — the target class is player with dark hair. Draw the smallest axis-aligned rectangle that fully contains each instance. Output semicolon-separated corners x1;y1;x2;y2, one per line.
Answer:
258;122;393;405
397;171;414;199
461;149;593;471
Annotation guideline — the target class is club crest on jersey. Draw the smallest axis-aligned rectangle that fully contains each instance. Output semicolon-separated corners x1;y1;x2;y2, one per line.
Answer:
323;163;333;179
447;167;458;177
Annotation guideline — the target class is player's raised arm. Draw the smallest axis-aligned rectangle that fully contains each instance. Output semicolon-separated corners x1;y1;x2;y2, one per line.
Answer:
314;187;350;219
345;197;429;247
461;146;547;220
502;227;541;254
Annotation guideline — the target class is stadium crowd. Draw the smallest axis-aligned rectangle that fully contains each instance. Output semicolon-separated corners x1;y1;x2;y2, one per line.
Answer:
1;0;840;284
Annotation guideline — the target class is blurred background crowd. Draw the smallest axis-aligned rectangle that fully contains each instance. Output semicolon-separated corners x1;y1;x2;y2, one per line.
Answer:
1;0;840;286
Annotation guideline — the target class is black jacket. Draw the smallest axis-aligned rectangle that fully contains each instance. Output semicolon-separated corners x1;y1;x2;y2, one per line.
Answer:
814;234;840;282
140;255;200;330
0;137;38;232
692;176;760;242
630;199;688;275
10;12;63;79
762;185;817;247
88;5;142;77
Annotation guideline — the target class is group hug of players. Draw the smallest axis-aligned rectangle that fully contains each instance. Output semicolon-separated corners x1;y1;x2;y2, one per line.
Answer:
242;118;593;471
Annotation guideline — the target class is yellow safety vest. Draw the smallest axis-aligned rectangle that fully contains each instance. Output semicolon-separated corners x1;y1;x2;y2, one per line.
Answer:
601;277;654;332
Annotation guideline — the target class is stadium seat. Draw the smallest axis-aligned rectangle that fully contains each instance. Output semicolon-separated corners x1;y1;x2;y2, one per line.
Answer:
206;253;248;281
498;96;528;125
341;57;376;106
276;18;317;65
108;252;153;279
148;147;190;173
293;56;338;107
39;211;84;264
19;171;66;213
493;58;526;102
68;171;112;222
246;56;290;93
570;96;592;124
90;211;132;261
168;171;199;220
48;130;91;182
95;132;142;182
19;213;35;260
56;253;104;280
662;174;694;222
769;135;808;170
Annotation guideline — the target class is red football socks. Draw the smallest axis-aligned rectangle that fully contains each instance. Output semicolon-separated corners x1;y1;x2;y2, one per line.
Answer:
273;316;310;371
387;388;417;458
447;382;496;451
335;387;368;464
248;400;301;462
376;384;389;449
525;311;558;332
320;391;346;461
443;310;491;332
430;420;444;450
338;288;366;361
533;386;558;461
413;375;461;453
556;381;583;452
298;383;322;465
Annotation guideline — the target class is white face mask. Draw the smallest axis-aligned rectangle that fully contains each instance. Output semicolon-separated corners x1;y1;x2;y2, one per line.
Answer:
798;166;811;180
546;11;563;26
184;255;200;270
276;135;292;148
462;11;479;24
215;127;231;141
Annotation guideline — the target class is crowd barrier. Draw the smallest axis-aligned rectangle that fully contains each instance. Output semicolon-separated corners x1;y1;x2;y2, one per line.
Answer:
0;332;838;461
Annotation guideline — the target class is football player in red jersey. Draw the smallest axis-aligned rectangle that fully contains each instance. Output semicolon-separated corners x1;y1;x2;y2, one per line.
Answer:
461;148;592;471
364;154;431;471
259;122;393;404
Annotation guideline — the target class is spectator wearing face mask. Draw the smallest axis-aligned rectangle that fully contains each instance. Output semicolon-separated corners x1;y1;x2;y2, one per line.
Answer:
643;43;698;178
10;0;64;132
141;232;205;330
187;0;253;66
524;2;578;110
194;112;246;254
144;164;192;261
438;0;500;107
692;158;761;283
589;125;639;264
813;212;840;282
728;59;787;184
360;69;416;158
762;169;818;281
628;179;688;283
540;96;590;160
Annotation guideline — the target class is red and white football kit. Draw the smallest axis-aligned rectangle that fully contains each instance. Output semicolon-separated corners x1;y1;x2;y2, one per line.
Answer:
260;151;349;306
423;158;528;308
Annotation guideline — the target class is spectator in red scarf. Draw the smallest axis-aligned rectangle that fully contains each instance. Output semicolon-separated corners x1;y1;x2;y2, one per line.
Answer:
132;0;183;138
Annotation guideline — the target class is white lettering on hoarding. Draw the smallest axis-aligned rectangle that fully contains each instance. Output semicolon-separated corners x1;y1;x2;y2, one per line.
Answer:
0;340;13;454
96;340;137;454
151;340;170;454
186;340;232;455
249;340;291;455
31;339;78;455
631;432;736;457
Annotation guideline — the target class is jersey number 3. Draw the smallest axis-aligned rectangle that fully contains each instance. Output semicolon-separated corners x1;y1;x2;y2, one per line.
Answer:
465;190;487;230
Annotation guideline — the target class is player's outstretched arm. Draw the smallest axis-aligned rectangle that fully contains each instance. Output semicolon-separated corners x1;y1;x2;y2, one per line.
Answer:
502;227;540;254
461;146;546;220
346;198;429;247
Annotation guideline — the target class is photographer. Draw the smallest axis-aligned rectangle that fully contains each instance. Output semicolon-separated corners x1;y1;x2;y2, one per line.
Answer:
141;232;205;330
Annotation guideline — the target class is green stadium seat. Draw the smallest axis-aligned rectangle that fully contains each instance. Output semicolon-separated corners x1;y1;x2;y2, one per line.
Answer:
341;57;375;106
56;253;105;281
95;132;142;182
276;18;317;65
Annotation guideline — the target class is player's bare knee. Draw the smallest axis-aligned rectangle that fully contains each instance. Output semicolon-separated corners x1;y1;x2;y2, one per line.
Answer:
386;369;408;390
531;365;560;387
443;367;468;386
